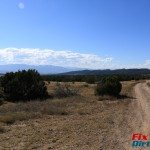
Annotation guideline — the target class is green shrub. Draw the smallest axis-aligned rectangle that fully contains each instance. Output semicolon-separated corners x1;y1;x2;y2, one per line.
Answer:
0;87;4;105
83;83;89;87
95;76;122;97
86;76;95;84
0;69;48;102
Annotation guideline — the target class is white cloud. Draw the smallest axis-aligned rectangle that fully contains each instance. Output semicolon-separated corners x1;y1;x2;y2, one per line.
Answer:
113;60;150;69
0;48;149;69
18;2;25;9
0;48;113;69
138;60;150;68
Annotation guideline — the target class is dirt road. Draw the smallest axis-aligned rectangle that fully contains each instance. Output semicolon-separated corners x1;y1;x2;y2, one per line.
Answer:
134;81;150;134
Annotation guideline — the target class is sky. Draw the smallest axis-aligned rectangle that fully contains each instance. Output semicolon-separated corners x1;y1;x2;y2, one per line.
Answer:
0;0;150;69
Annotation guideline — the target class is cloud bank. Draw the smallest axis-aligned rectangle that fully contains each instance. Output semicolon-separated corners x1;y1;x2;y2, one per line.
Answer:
0;48;114;69
0;48;149;69
139;60;150;68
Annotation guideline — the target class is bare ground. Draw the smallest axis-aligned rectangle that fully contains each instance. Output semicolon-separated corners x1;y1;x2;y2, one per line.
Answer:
0;81;149;150
134;81;150;135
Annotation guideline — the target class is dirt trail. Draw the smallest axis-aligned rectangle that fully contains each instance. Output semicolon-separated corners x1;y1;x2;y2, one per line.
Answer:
134;81;150;133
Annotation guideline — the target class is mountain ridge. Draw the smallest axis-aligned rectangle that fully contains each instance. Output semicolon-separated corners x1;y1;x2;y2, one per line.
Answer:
60;68;150;75
0;64;82;74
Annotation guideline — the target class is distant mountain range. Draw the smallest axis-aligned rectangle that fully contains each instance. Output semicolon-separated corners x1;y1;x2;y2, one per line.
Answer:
61;68;150;75
0;65;150;76
0;64;82;74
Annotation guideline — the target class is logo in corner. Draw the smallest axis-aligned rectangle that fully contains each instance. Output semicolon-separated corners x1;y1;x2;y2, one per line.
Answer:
132;133;150;148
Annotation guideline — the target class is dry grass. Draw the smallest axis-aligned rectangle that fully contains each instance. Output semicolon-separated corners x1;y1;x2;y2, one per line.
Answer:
0;81;137;125
147;82;150;87
0;98;75;124
121;80;140;97
0;126;5;133
0;113;29;124
0;80;141;149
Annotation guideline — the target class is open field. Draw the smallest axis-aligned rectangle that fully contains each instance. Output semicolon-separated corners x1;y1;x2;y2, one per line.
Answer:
0;80;149;149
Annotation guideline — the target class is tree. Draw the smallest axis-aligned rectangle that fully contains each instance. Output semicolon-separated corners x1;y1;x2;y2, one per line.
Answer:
86;76;96;84
0;70;48;102
95;76;122;97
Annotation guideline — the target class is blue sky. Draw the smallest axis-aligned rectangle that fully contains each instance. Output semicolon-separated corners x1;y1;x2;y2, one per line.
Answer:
0;0;150;69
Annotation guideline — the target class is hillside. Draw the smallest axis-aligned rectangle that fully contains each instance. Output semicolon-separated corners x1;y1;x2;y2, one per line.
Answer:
0;64;81;74
61;68;150;75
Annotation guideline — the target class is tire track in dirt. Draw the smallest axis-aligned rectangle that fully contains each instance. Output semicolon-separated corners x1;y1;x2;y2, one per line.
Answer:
134;81;150;134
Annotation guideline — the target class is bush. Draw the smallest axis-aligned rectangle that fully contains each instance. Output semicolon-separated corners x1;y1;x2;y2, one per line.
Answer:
86;76;95;84
54;83;78;98
95;76;122;97
147;82;150;87
0;69;48;102
0;126;6;133
0;87;4;105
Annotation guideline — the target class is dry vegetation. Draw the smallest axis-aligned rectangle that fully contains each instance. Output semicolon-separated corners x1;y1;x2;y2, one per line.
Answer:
147;81;150;87
0;80;140;149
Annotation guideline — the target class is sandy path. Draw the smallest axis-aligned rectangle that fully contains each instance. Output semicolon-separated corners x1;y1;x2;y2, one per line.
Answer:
134;81;150;134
